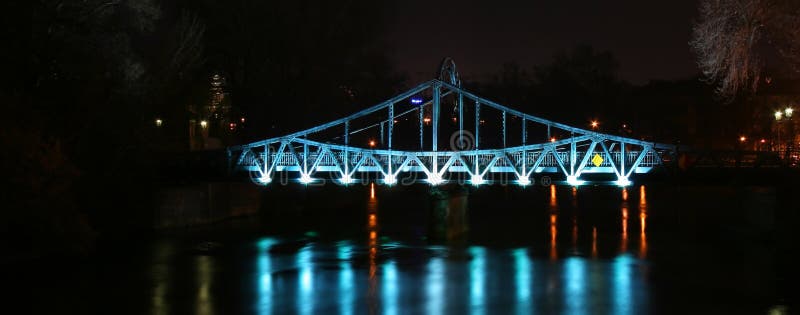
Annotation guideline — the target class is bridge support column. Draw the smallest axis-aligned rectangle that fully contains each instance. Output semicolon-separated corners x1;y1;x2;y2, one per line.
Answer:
432;82;440;151
428;185;469;241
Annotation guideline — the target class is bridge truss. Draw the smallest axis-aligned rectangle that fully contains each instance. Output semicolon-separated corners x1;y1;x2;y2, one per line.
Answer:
229;62;676;187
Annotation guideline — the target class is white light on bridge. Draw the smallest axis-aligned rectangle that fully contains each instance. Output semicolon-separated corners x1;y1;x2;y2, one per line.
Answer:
566;175;584;186
516;177;531;186
299;174;314;184
615;176;631;187
470;175;485;186
383;174;397;185
427;174;443;185
200;120;208;128
339;174;354;185
258;175;272;185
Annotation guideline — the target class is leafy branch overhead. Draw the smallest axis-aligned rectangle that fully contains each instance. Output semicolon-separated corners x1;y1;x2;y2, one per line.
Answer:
691;0;800;98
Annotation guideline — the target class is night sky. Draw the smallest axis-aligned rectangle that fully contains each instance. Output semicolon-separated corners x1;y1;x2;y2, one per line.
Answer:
383;0;700;84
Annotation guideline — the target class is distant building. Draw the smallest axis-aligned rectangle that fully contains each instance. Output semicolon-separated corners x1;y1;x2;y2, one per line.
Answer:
189;72;245;151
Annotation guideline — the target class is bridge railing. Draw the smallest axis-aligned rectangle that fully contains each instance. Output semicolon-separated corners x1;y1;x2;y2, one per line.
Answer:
241;150;660;171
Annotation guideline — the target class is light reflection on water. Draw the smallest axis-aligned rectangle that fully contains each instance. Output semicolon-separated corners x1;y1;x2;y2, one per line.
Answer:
10;184;788;315
195;255;214;315
469;246;486;315
244;185;655;314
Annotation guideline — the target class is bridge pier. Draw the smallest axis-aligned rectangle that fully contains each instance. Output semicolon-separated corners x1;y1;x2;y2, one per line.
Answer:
428;185;470;241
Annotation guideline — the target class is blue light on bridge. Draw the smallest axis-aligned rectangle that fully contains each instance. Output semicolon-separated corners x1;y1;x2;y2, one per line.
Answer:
516;177;531;186
410;96;423;105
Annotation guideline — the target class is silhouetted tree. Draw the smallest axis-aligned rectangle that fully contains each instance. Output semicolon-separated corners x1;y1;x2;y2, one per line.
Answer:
691;0;800;98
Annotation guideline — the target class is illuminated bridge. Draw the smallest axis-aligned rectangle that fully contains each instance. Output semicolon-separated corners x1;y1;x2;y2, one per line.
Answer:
228;59;677;187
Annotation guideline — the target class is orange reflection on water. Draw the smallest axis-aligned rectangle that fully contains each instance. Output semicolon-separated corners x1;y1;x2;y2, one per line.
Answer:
622;187;628;201
367;183;378;281
550;185;557;208
550;214;558;260
369;214;377;228
621;203;628;253
639;185;646;202
591;227;598;258
639;185;648;258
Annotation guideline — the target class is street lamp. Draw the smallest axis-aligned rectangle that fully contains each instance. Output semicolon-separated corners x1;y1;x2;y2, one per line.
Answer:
200;120;208;128
774;107;795;157
590;120;599;129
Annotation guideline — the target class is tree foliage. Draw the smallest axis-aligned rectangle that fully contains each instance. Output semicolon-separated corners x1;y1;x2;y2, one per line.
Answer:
691;0;800;98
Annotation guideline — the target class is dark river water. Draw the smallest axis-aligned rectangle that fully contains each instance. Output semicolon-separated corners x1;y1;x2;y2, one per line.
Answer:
7;183;798;314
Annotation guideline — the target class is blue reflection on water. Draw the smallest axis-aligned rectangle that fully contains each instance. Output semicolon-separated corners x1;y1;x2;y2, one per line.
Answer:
338;242;353;315
426;256;445;315
512;248;532;315
613;254;633;315
469;246;486;315
564;257;587;315
383;260;398;315
256;238;277;315
298;245;313;315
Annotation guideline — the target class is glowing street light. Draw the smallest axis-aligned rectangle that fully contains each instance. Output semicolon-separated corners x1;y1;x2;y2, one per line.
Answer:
550;137;556;143
785;107;793;118
739;136;746;142
369;139;376;147
200;120;208;128
155;118;163;127
775;111;783;121
590;120;599;129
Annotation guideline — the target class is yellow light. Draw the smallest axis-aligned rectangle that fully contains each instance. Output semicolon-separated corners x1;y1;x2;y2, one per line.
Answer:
550;137;556;142
200;120;208;128
240;117;246;123
786;107;793;117
423;117;431;123
155;119;162;127
775;111;783;120
369;140;376;147
590;120;598;128
739;136;746;142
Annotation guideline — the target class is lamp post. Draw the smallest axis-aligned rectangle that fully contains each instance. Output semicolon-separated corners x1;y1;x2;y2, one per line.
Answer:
774;107;794;160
